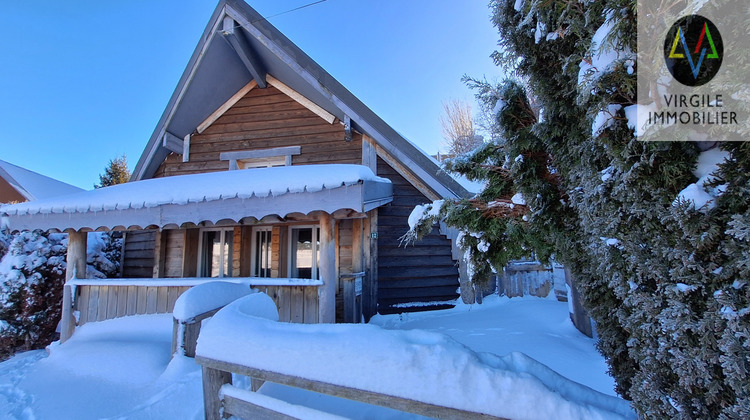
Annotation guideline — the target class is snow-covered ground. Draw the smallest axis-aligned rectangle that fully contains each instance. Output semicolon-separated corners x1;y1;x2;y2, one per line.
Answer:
0;294;628;419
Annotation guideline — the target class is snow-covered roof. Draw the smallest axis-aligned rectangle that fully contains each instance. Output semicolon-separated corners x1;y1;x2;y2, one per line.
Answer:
0;159;84;202
1;164;392;232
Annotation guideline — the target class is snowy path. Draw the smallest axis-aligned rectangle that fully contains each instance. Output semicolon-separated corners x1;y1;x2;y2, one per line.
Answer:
0;296;625;419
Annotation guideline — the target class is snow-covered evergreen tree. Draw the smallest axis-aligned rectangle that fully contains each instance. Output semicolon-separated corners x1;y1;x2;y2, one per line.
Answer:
0;231;67;360
0;231;123;360
407;0;749;417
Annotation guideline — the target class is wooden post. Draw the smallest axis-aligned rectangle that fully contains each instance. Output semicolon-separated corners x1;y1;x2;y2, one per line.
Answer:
348;219;363;323
362;135;377;173
153;229;167;278
362;209;379;322
202;366;232;420
565;268;593;338
61;231;87;343
318;213;336;323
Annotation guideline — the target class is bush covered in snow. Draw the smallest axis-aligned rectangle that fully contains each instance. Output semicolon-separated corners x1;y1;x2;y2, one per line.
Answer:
405;0;750;417
0;231;123;360
0;231;67;360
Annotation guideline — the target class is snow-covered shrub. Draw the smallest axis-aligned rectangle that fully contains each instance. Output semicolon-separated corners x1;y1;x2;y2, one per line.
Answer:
0;231;124;360
87;232;123;278
0;231;67;360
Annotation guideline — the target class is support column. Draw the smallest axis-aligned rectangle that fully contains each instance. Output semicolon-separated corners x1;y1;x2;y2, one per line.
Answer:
318;213;336;323
61;230;87;343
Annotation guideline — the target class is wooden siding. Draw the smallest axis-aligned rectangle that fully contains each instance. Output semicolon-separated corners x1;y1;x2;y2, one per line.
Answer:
254;285;319;324
376;158;460;314
153;86;362;178
76;284;191;325
0;176;26;204
122;230;156;278
164;230;185;277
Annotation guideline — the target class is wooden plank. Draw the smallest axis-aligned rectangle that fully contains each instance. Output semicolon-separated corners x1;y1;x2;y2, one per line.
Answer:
162;131;183;154
156;286;169;313
202;366;233;420
146;286;158;313
362;135;377;173
97;286;109;322
303;287;318;324
153;230;167;278
277;287;291;323
106;286;119;319
266;75;335;124
223;17;267;88
117;285;128;318
77;285;90;326
86;286;99;322
343;278;355;324
222;393;298;420
219;146;300;162
183;133;190;162
167;287;181;313
290;286;304;323
126;285;137;315
136;286;148;314
195;358;505;420
197;80;257;134
183;229;200;277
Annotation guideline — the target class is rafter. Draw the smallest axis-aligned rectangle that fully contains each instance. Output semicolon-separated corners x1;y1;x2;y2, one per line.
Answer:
222;16;267;88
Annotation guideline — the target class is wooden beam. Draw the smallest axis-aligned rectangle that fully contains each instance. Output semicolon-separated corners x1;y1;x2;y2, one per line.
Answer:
196;357;506;420
344;114;352;142
61;231;87;343
162;131;184;154
362;135;377;173
153;230;167;278
318;213;336;323
375;144;441;201
222;16;267;88
182;134;191;162
266;75;336;124
219;146;300;162
202;366;232;420
196;80;257;134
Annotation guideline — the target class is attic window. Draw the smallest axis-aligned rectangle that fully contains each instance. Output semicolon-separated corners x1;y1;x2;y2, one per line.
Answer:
239;156;286;169
220;146;301;170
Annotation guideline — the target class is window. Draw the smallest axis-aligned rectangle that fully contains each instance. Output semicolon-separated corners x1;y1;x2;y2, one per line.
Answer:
251;227;273;277
198;228;233;277
289;226;320;279
239;156;287;169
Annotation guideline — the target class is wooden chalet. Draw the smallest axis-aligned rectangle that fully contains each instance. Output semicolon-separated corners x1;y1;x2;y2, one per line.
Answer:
0;0;471;341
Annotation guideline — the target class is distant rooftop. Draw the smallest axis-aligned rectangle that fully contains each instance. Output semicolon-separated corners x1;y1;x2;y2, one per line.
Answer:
0;159;84;203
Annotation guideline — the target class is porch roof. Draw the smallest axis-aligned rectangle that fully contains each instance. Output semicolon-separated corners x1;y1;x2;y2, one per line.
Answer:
0;164;392;233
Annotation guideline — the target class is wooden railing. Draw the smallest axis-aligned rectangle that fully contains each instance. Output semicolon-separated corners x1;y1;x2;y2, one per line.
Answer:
62;277;324;343
198;357;504;420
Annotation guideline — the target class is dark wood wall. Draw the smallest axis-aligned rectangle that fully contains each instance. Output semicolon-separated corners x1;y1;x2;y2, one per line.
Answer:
153;86;361;178
122;230;156;278
376;158;460;314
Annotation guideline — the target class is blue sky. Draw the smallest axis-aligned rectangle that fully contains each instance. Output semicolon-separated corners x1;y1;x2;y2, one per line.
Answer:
0;0;502;189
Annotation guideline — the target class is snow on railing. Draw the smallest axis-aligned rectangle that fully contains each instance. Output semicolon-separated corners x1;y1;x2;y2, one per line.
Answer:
196;293;636;420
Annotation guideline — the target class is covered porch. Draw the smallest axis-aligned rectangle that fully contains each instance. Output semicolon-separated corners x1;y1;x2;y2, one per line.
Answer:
0;164;392;343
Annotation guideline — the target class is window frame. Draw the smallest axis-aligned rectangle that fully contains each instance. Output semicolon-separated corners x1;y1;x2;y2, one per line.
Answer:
197;227;235;278
250;226;274;278
287;225;321;280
